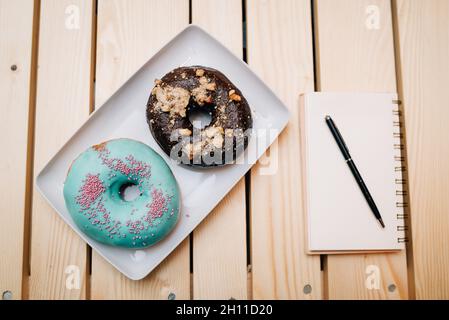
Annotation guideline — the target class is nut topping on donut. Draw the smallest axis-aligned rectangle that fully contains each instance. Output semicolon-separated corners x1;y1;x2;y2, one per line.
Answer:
183;143;193;159
182;126;225;160
195;68;205;77
205;81;216;91
228;89;242;102
178;128;192;136
203;126;225;150
92;141;107;152
225;128;234;137
183;141;204;160
212;133;224;149
153;84;190;117
205;126;223;138
193;141;203;155
192;76;216;105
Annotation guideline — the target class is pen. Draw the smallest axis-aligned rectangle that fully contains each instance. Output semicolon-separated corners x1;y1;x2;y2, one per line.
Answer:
325;115;385;228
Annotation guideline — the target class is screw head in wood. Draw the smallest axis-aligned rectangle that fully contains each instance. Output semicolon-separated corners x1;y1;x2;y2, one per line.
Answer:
388;284;396;292
10;64;17;71
2;290;12;300
168;292;176;300
303;284;312;294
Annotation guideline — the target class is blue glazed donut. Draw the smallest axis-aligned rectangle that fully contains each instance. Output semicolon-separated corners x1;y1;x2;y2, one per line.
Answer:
63;139;180;248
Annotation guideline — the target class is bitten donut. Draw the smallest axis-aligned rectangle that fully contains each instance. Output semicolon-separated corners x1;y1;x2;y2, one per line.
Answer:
63;139;180;248
146;66;252;167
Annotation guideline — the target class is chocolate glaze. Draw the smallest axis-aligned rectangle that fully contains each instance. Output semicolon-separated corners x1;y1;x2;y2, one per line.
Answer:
146;66;252;167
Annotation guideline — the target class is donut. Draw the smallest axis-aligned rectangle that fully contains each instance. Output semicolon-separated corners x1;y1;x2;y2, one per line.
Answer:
146;66;252;167
63;138;180;248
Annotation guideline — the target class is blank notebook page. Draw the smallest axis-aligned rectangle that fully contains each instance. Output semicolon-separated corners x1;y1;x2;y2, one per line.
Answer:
302;92;404;252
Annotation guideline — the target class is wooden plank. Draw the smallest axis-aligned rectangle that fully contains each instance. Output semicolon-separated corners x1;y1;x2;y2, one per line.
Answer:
90;0;190;300
0;0;35;300
314;0;408;299
29;0;94;299
91;239;189;299
191;0;247;300
394;0;449;299
247;0;322;299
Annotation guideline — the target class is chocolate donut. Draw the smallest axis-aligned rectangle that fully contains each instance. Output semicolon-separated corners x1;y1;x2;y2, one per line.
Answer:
146;66;252;167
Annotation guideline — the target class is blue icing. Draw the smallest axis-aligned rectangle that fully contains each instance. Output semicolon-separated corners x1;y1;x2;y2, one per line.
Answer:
63;138;180;248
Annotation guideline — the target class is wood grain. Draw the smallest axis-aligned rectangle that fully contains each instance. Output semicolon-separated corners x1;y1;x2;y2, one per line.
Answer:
0;0;35;300
191;0;247;300
247;0;322;299
394;0;449;299
2;0;448;300
314;0;408;299
91;0;190;299
29;0;94;299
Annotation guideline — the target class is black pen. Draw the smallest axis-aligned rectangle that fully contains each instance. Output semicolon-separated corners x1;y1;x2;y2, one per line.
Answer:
325;115;385;228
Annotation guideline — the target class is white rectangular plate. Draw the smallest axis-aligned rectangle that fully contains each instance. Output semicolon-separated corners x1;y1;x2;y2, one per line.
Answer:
36;25;290;280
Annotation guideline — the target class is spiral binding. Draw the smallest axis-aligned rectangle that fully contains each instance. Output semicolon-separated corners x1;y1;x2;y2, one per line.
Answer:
393;99;409;244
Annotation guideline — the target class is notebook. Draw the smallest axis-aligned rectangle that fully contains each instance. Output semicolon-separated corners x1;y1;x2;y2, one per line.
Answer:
299;92;408;254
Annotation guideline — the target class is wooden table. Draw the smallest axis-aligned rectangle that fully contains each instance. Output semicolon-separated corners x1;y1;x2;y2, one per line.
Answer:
1;0;448;300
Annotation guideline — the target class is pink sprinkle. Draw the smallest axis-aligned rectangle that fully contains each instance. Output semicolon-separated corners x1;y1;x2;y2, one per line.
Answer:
146;189;168;222
97;149;151;179
76;174;105;209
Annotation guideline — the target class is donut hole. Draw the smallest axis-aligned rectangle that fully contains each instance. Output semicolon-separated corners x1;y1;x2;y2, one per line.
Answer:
187;99;213;129
119;182;142;202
